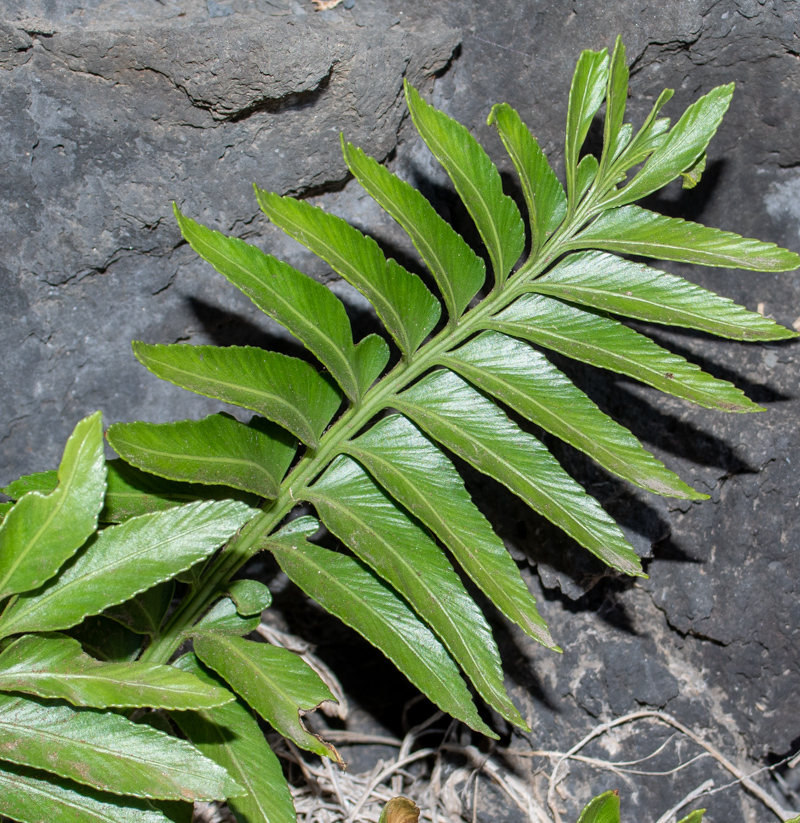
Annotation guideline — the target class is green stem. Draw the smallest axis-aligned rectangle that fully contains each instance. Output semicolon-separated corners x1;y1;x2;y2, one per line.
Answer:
141;196;600;667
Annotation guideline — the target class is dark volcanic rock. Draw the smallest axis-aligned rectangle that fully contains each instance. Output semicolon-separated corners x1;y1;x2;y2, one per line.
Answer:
0;3;457;476
1;2;798;822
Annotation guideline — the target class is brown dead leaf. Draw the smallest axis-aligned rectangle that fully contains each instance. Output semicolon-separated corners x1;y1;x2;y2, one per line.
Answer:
379;796;421;823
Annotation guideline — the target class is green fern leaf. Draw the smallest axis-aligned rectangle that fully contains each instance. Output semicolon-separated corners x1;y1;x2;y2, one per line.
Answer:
565;47;609;208
530;251;796;340
0;633;233;710
601;37;630;167
395;369;643;575
132;343;341;448
174;206;388;401
193;597;261;637
108;413;296;499
94;37;798;758
487;102;566;254
171;653;297;823
306;455;526;728
572;205;800;271
226;579;272;616
607;83;734;206
255;189;441;356
0;412;106;600
440;330;703;498
344;414;555;647
0;501;255;639
342;137;485;320
193;633;341;763
491;294;762;412
576;790;620;823
264;517;495;737
0;692;241;801
405;81;525;284
0;762;176;823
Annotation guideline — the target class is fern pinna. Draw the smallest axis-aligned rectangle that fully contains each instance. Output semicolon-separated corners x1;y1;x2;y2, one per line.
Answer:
1;36;796;823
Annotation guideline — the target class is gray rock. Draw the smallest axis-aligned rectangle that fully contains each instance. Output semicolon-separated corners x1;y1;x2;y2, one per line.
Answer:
0;5;458;477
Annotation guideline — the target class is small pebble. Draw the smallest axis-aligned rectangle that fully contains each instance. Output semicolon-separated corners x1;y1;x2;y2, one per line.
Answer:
343;0;355;8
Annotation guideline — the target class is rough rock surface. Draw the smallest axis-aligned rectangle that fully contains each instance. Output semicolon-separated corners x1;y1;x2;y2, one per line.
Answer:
0;0;457;473
1;2;799;822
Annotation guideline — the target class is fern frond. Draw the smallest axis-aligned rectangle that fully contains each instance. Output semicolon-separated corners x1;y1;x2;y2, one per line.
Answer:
106;37;798;752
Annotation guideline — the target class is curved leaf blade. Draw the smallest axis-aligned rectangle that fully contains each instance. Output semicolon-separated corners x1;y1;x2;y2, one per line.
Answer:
530;251;797;340
264;517;495;737
405;82;525;284
2;470;58;499
343;137;485;320
0;761;175;823
192;633;341;763
572;205;800;271
0;500;256;639
609;84;734;206
194;596;260;637
0;693;242;801
0;634;234;710
441;331;703;499
577;790;620;823
487;103;567;254
0;412;106;600
344;415;556;647
226;579;272;617
174;206;388;401
492;294;761;412
565;48;609;206
132;343;342;448
255;189;441;356
171;653;297;823
395;370;643;576
601;37;630;166
108;414;296;500
306;456;525;728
